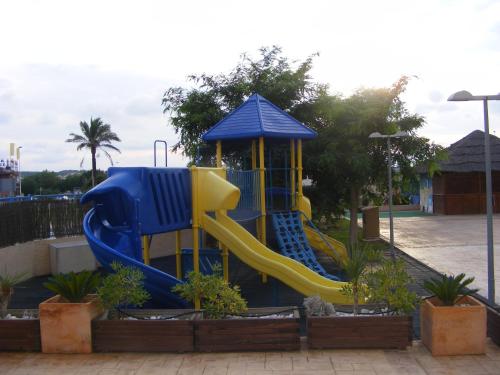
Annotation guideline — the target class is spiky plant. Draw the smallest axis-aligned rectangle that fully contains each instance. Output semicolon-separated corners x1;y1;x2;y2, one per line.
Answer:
0;273;26;318
341;245;369;315
423;273;479;306
44;271;101;303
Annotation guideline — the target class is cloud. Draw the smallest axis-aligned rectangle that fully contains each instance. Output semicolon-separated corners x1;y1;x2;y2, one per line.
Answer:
428;90;443;103
0;63;185;170
0;112;10;124
125;96;161;117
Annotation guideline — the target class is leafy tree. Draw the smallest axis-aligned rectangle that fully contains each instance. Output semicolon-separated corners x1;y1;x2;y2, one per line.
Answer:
304;77;445;245
21;170;60;195
162;46;327;161
66;118;121;187
21;170;107;195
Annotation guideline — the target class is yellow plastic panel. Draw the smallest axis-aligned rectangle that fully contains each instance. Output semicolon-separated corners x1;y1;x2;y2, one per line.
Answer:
195;168;240;213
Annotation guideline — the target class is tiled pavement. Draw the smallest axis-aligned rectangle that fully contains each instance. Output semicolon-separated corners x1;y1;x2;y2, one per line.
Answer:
2;340;500;375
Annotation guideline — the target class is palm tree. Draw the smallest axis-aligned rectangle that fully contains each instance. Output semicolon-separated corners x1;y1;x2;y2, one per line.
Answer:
66;117;121;187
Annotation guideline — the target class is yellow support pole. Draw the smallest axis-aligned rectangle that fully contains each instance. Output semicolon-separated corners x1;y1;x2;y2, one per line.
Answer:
216;140;222;168
259;137;267;245
190;167;201;310
259;137;268;283
142;235;150;265
251;140;257;170
216;141;229;281
175;231;182;279
290;139;296;209
297;139;303;203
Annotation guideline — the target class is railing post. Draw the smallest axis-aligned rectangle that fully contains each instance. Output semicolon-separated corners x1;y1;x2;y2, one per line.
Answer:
190;166;201;310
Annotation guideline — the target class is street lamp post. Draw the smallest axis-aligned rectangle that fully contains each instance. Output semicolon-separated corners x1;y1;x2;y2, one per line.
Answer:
369;131;409;259
448;90;500;305
17;146;22;196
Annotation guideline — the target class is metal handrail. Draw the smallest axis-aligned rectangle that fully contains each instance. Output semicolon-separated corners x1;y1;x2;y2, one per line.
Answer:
154;140;168;167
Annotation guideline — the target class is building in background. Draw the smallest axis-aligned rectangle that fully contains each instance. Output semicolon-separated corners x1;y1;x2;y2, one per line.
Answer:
0;143;20;197
420;130;500;215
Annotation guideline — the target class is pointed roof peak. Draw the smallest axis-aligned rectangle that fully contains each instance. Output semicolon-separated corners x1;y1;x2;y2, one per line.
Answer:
202;93;317;141
439;129;500;172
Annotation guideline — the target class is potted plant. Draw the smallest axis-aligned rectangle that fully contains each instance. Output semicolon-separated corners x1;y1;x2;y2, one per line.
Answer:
421;273;485;356
39;270;102;353
173;264;300;352
92;262;196;353
1;272;26;318
307;253;417;350
487;305;500;347
0;272;40;351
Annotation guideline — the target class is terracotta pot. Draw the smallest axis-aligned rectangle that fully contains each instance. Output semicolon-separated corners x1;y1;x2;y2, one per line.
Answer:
39;294;103;353
420;295;486;356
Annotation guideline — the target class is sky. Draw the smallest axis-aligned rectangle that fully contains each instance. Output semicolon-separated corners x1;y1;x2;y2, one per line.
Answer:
0;0;499;171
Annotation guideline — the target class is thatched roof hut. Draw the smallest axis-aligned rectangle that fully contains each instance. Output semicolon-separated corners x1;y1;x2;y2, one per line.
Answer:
423;130;500;215
439;130;500;172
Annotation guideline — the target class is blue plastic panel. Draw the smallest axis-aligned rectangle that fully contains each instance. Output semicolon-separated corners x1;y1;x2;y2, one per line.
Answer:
202;93;317;141
272;211;341;281
81;167;191;236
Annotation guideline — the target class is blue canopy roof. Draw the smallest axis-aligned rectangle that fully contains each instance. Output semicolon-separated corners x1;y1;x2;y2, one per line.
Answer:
202;93;317;142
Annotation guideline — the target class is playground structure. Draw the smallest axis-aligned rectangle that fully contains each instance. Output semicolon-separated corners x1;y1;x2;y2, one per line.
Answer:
81;93;351;308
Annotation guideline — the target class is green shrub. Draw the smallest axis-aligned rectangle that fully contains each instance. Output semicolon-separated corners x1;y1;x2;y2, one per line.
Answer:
172;264;247;319
423;273;478;306
1;272;27;318
366;259;419;315
44;271;101;303
97;262;150;319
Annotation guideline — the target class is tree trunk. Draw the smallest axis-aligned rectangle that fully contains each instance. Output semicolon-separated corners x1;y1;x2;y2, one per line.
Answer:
91;147;97;187
1;289;12;318
349;186;360;247
353;284;358;315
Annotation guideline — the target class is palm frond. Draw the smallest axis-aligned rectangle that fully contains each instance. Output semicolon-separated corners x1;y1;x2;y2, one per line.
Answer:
423;273;479;306
100;143;121;153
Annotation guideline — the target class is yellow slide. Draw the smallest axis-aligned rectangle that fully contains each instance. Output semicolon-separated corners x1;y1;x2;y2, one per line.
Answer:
298;195;348;265
304;225;348;264
201;212;352;304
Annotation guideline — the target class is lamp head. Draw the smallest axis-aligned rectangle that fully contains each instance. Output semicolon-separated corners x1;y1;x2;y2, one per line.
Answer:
393;131;409;138
448;90;474;101
369;132;383;138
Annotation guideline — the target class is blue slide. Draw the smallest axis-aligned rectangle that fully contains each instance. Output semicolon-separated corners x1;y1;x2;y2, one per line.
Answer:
81;167;192;308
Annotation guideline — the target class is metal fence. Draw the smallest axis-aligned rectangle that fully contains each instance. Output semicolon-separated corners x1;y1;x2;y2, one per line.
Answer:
0;198;89;248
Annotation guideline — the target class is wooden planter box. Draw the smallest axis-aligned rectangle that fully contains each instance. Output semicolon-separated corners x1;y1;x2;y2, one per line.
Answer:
487;306;500;346
0;310;40;351
39;294;103;354
92;309;196;352
421;296;486;356
307;314;413;350
195;307;300;352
